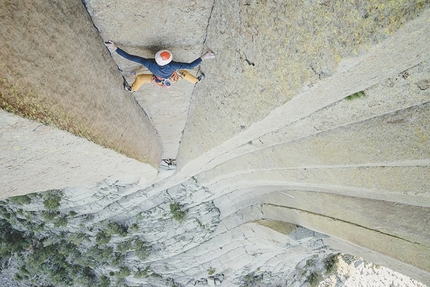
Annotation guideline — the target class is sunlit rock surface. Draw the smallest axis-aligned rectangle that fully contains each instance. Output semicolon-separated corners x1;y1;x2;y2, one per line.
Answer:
0;0;429;286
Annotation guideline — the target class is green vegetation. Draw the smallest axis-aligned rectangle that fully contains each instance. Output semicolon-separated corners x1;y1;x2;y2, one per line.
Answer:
241;272;263;287
134;239;151;260
308;271;323;287
42;190;63;210
99;276;111;287
116;266;131;278
106;221;128;237
208;267;216;275
0;220;31;258
345;90;366;100
324;254;339;274
41;210;60;222
68;232;89;245
9;194;32;205
129;223;139;232
0;185;171;287
54;215;68;227
170;202;186;222
69;210;78;217
134;266;150;278
96;230;111;245
117;239;134;253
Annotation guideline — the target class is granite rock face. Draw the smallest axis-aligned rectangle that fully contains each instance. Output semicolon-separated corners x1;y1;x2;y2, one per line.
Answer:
1;0;430;286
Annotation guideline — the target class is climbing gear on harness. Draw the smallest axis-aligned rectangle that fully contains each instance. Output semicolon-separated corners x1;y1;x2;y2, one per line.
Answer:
163;78;172;87
155;50;172;66
153;71;180;88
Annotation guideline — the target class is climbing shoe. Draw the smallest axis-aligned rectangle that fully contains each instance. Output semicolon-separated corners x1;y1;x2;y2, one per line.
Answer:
123;81;132;92
197;73;205;82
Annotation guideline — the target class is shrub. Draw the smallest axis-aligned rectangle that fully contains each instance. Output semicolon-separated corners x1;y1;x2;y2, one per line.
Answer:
324;254;339;274
241;272;263;286
0;222;30;257
96;231;111;245
208;267;215;275
106;222;128;237
41;211;60;222
345;90;366;100
9;195;32;205
43;191;62;210
100;246;114;262
0;206;9;218
75;266;97;287
109;252;125;267
116;278;128;287
169;202;186;222
116;266;130;278
57;242;76;256
116;239;133;253
99;276;110;287
87;246;103;261
129;223;139;233
134;266;150;278
33;222;45;233
133;239;151;261
54;215;68;227
74;253;91;267
68;249;82;261
308;272;322;287
69;210;77;217
68;232;89;245
135;248;151;261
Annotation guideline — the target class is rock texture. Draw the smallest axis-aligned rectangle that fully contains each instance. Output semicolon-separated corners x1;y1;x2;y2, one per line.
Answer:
0;0;161;165
0;111;157;198
83;0;213;159
1;0;430;286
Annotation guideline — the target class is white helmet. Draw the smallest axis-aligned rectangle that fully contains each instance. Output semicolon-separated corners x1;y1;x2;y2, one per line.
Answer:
155;50;172;66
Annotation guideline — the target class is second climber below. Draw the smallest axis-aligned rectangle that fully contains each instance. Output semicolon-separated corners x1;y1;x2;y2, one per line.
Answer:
104;41;215;92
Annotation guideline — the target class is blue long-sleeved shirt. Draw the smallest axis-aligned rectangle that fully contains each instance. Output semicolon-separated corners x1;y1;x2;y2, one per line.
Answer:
116;48;202;79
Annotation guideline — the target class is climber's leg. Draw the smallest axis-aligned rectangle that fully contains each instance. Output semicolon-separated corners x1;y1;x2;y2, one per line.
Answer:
178;70;199;84
131;74;154;91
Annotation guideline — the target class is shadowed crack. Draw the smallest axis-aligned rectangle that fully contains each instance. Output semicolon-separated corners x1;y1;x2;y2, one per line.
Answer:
264;203;421;245
202;0;216;49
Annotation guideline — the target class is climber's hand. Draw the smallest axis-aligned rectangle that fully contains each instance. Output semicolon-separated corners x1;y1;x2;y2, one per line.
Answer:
201;52;215;60
104;40;117;50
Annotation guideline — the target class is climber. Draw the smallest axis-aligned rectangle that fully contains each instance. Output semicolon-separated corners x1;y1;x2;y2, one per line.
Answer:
104;41;215;91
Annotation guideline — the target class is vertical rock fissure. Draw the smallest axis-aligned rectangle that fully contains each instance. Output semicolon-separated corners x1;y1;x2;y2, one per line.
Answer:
202;0;216;49
180;0;217;159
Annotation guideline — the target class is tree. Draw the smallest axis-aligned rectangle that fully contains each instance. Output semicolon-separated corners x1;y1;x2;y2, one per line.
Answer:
43;190;63;210
96;231;111;245
170;202;186;222
106;222;128;237
116;266;130;278
54;215;68;227
41;210;60;222
98;276;110;287
0;220;30;257
116;239;133;253
9;194;32;205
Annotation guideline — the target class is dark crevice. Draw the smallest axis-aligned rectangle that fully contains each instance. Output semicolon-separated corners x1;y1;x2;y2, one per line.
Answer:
202;0;216;49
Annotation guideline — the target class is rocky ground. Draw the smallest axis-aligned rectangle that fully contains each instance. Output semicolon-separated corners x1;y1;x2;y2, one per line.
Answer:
0;174;425;287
